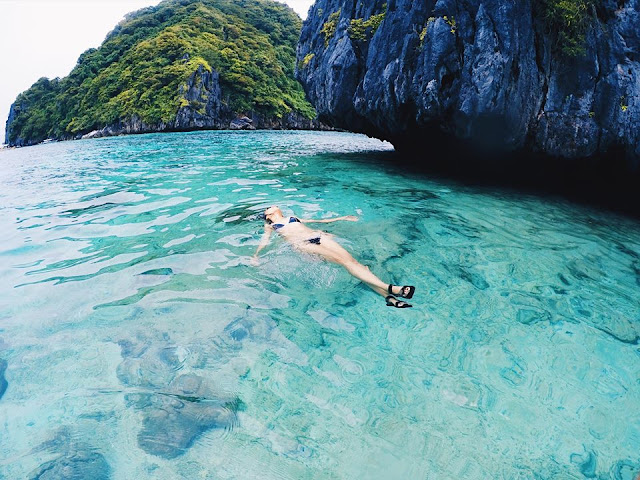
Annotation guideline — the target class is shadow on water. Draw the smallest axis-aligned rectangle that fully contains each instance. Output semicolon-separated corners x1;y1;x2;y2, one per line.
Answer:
336;146;640;220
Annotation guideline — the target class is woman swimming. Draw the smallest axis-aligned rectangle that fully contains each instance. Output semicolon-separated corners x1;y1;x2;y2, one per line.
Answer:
253;206;415;308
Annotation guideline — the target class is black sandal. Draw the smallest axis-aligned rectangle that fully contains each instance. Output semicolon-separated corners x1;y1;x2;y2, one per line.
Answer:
385;295;412;308
388;284;415;299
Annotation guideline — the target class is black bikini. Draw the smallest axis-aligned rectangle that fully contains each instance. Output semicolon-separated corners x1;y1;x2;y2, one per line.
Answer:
272;216;301;230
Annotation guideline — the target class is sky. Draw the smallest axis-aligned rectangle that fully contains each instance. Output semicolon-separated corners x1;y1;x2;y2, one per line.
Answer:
0;0;314;144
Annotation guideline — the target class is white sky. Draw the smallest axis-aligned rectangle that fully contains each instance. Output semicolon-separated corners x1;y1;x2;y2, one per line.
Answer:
0;0;314;144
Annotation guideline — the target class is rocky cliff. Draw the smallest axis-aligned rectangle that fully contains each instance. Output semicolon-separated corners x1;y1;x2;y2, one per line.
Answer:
5;0;321;147
297;0;640;169
5;102;20;147
77;63;319;141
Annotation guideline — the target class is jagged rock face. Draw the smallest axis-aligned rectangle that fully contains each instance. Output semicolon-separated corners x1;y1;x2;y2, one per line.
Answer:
230;116;255;130
4;103;24;147
297;0;640;166
174;64;225;130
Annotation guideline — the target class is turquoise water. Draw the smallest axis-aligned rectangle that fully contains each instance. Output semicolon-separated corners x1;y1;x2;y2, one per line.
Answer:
0;131;639;479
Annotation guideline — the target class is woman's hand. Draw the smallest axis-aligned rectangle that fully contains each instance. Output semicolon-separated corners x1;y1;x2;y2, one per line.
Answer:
342;215;358;222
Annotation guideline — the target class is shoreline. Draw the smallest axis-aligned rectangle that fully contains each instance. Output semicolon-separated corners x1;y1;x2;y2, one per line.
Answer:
3;124;341;150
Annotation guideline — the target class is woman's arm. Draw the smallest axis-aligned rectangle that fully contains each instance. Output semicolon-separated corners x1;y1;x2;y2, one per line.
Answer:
253;225;273;259
300;215;358;224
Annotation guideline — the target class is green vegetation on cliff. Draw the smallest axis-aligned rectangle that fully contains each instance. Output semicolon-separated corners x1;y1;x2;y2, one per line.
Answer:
320;10;341;48
538;0;600;57
7;0;315;145
348;4;387;42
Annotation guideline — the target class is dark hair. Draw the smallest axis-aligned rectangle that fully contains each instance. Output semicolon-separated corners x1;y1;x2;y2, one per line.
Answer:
259;212;273;224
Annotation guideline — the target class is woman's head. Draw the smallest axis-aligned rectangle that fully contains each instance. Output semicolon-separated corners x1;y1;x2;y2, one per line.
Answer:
263;205;282;224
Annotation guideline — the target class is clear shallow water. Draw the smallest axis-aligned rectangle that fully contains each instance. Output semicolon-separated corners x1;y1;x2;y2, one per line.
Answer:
0;130;639;479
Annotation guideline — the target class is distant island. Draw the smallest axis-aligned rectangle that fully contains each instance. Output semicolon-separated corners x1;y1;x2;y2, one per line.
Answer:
5;0;319;147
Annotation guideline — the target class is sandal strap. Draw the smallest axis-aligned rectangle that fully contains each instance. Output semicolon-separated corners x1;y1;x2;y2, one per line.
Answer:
398;285;415;299
386;295;412;308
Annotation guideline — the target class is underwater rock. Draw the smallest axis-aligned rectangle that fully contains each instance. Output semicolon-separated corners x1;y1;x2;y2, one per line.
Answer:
116;336;182;389
447;265;489;290
516;308;552;326
223;312;308;365
570;449;598;478
127;374;238;459
28;429;111;480
29;451;111;480
611;459;640;480
224;315;275;344
115;334;241;458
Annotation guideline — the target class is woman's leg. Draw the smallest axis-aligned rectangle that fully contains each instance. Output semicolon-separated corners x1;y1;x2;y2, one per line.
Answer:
298;236;390;297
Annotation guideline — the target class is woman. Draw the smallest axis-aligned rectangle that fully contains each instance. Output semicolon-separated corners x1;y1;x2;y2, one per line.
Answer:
253;206;415;308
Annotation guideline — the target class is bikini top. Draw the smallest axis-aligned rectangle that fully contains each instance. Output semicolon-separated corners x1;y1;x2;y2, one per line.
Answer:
272;216;301;230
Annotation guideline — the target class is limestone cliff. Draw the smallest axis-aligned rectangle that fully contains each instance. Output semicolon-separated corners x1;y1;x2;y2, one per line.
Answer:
297;0;640;168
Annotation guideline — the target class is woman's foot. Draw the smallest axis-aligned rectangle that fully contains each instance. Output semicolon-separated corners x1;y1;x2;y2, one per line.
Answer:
388;284;415;299
385;295;412;308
